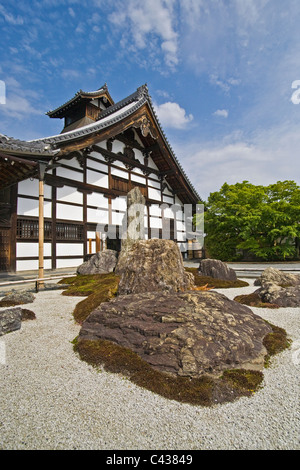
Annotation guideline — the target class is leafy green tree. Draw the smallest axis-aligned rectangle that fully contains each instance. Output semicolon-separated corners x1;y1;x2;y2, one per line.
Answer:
199;180;300;261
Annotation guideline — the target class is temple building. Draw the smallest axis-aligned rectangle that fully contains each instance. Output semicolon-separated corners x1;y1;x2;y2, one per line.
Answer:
0;84;201;273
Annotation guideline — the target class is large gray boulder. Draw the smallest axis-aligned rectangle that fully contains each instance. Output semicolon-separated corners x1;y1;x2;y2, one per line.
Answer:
198;259;237;281
115;239;194;295
77;250;118;275
0;307;22;336
79;290;272;378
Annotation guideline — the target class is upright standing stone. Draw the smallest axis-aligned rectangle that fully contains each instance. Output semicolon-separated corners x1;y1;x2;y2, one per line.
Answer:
117;187;146;270
122;186;145;247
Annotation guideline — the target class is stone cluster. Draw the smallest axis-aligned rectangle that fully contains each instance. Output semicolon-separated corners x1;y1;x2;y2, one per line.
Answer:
254;267;300;307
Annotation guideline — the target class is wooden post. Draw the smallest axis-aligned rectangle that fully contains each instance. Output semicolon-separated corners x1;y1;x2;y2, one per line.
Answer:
96;232;101;252
38;178;44;289
37;162;48;290
89;238;92;254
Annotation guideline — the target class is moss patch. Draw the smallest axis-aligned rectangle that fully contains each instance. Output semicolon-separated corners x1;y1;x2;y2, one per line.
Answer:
234;292;280;309
74;337;266;406
185;267;249;288
21;309;36;321
58;273;120;324
263;322;291;366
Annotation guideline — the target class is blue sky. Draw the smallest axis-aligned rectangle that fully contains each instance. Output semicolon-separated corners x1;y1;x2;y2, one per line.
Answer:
1;0;300;200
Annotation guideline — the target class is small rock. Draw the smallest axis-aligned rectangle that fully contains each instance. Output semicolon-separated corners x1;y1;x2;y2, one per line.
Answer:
0;307;22;336
77;250;118;275
0;290;35;307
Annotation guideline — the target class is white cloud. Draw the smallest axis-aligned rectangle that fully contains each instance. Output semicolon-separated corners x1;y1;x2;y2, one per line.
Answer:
154;101;194;129
68;7;75;18
0;5;24;25
175;122;300;200
213;109;229;118
61;69;80;80
1;95;43;119
108;0;178;68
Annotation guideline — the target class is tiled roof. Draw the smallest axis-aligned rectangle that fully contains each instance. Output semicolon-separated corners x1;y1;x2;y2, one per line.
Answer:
30;84;201;202
0;133;59;156
46;83;114;117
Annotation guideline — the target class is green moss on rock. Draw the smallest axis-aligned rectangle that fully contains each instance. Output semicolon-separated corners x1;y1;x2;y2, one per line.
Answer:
58;273;120;324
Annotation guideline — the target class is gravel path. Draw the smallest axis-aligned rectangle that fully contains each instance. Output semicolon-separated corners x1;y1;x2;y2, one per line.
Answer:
0;280;299;450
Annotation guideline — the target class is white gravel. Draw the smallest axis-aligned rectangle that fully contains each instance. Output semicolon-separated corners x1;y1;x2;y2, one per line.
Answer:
0;279;299;450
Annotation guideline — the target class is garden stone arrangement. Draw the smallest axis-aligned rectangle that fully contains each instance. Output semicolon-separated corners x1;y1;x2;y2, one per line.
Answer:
67;187;289;405
236;267;300;308
75;237;284;405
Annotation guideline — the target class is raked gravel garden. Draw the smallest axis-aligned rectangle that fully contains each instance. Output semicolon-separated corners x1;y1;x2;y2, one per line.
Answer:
0;278;299;450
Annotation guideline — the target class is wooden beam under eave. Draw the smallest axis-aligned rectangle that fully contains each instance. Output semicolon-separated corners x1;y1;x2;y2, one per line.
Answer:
56;104;154;156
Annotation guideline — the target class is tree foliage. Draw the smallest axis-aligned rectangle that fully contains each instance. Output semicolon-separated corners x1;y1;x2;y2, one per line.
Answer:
200;180;300;261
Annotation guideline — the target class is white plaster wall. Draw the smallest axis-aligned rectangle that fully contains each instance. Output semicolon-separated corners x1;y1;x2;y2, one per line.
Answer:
148;187;161;201
149;204;161;217
112;140;124;154
148;179;161;190
56;243;83;257
59;158;82;170
56;186;83;204
87;192;109;209
16;259;52;271
17;197;52;218
56;203;83;221
111;196;127;211
86;158;108;173
175;195;183;206
134;149;144;164
56;166;83;182
56;258;83;269
131;173;146;185
91;142;106;150
176;209;184;221
87;231;96;239
150;217;162;229
163;195;174;204
176;231;186;242
147;155;159;171
18;179;52;198
176;220;185;231
16;242;52;258
111;211;124;225
87;208;109;224
164;186;173;196
86;169;109;188
110;167;128;180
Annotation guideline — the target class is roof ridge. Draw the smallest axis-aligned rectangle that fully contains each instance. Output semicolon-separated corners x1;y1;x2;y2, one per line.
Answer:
46;83;112;116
